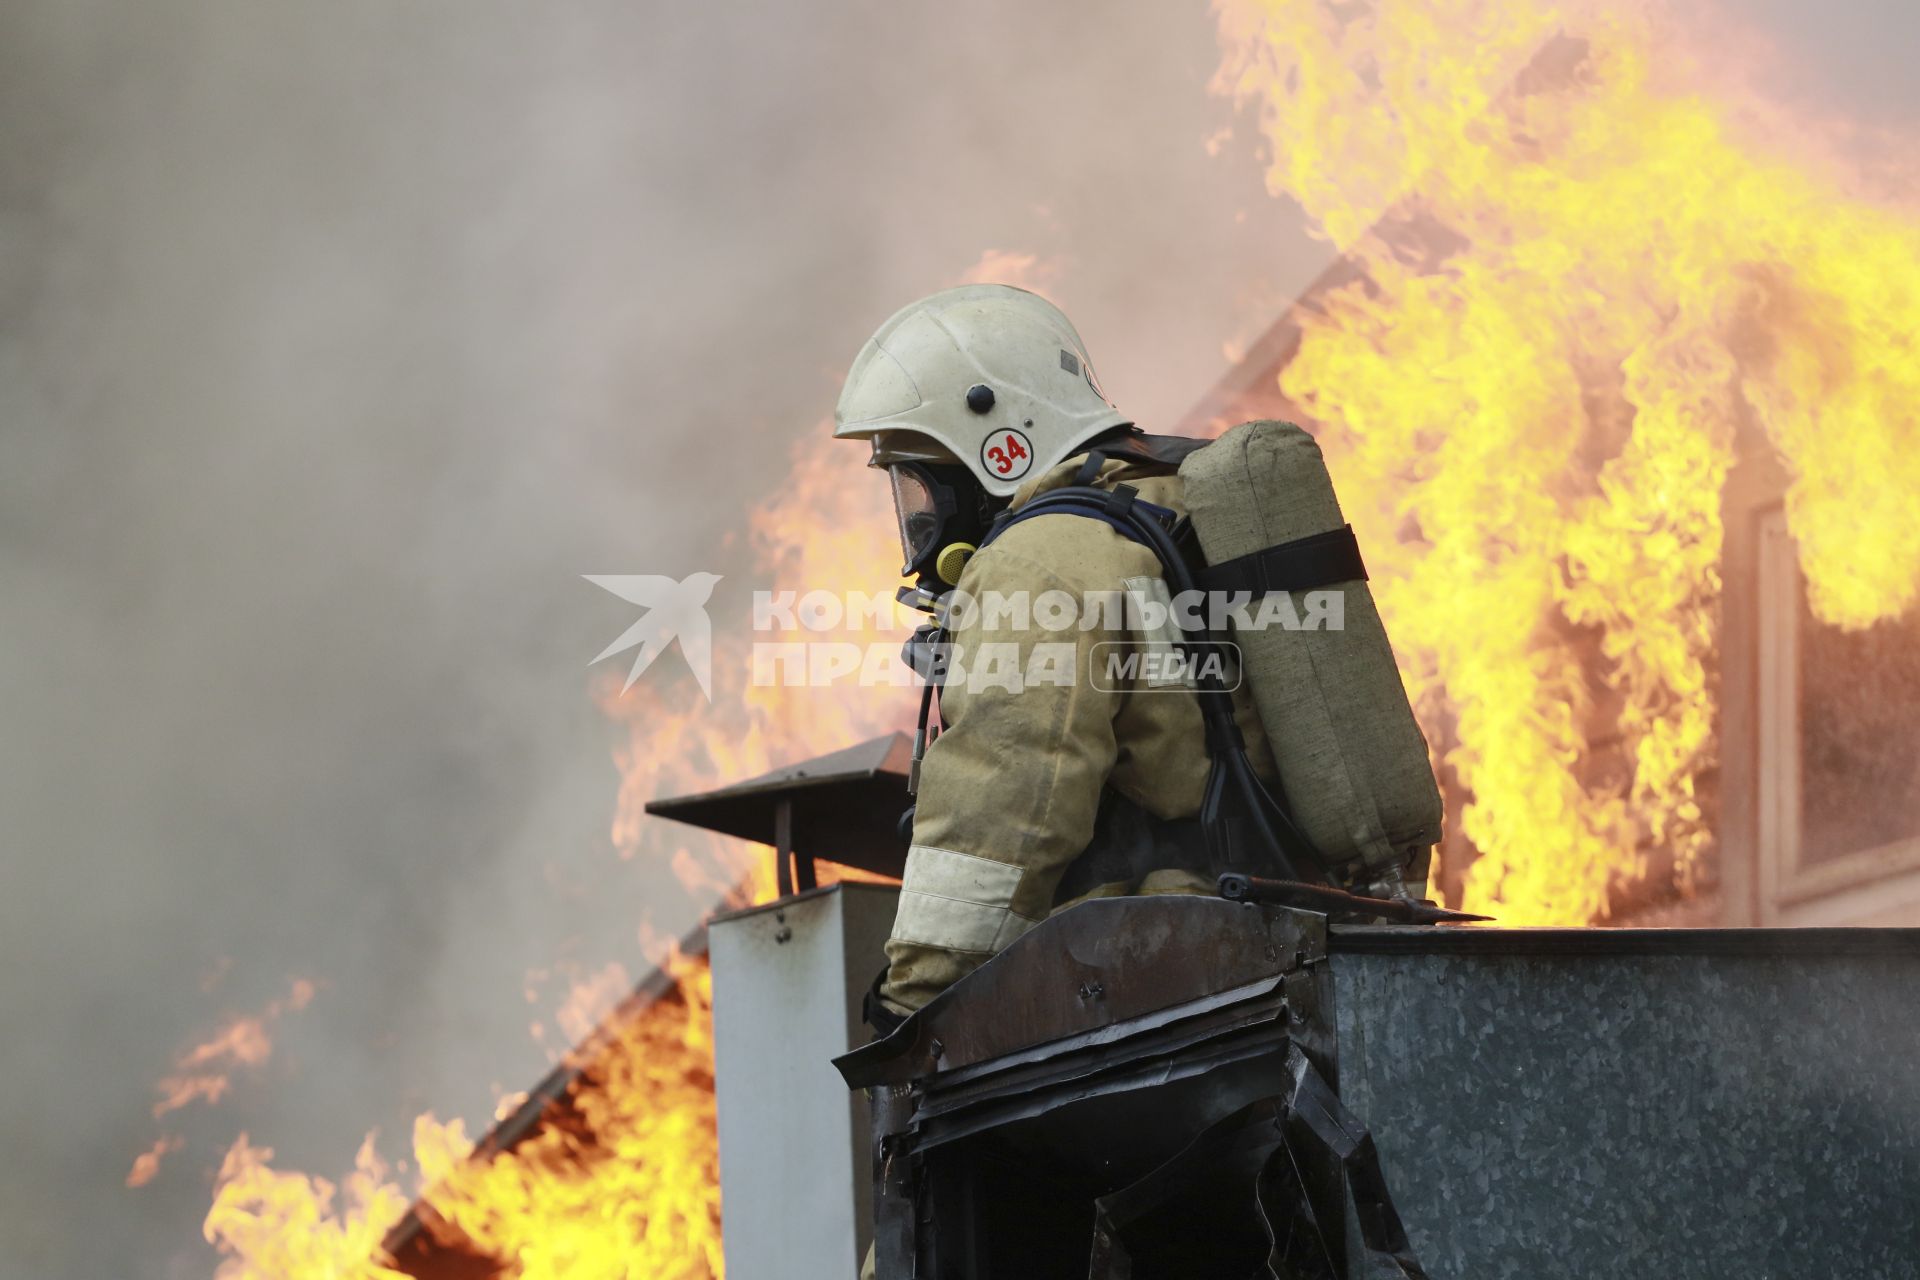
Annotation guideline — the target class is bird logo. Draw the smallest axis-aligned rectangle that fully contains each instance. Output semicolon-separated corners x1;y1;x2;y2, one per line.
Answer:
584;572;723;699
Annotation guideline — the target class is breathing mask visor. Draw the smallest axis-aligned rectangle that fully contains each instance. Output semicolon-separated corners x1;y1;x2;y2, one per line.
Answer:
883;459;995;595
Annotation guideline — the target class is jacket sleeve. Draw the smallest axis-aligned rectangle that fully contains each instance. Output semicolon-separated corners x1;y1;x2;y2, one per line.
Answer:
879;539;1130;1013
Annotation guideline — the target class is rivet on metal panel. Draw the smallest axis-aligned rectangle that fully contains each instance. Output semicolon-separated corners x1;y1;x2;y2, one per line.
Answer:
1077;981;1106;1002
774;926;793;944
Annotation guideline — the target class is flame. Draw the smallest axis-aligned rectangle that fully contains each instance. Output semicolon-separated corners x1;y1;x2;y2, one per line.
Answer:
600;432;911;914
129;978;318;1190
958;249;1063;295
200;407;922;1277
153;978;317;1120
1212;0;1920;924
407;952;721;1280
204;1133;414;1280
601;246;1063;905
206;952;721;1279
127;1136;184;1189
602;245;1063;899
553;961;635;1046
183;6;1920;1272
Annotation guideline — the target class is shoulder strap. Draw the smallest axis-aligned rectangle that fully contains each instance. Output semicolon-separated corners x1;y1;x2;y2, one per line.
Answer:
980;482;1180;551
1081;426;1212;470
974;482;1327;882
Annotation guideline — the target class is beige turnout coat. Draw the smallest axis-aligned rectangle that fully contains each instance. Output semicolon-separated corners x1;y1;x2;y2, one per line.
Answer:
880;454;1276;1013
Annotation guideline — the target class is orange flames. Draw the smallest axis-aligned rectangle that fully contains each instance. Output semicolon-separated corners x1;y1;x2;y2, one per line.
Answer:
203;1134;414;1280
204;951;721;1280
130;978;317;1189
184;4;1920;1274
127;1136;184;1190
198;428;909;1279
602;248;1058;909
1214;0;1920;924
602;435;909;912
395;954;722;1280
154;979;316;1121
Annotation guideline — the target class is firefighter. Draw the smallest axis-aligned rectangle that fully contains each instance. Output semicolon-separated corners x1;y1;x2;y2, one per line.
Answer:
834;283;1285;1022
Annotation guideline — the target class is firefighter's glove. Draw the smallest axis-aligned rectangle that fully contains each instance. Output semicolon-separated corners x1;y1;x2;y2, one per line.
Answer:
862;967;908;1040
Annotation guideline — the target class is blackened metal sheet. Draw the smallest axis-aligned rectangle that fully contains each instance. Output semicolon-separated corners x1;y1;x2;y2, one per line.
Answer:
1330;931;1920;1277
836;897;1324;1087
850;896;1347;1280
643;732;913;878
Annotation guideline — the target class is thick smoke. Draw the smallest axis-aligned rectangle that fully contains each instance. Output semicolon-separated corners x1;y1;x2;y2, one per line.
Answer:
0;2;1306;1276
1;1;1914;1276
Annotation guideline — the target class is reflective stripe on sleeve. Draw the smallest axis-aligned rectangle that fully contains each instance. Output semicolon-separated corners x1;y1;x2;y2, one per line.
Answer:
889;844;1041;955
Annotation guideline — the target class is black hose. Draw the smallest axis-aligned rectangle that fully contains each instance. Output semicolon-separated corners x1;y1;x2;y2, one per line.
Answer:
1007;487;1325;880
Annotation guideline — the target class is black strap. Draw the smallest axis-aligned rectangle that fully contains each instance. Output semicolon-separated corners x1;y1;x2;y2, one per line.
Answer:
972;481;1326;881
1198;524;1367;597
982;486;1177;551
1053;789;1211;905
1080;426;1213;470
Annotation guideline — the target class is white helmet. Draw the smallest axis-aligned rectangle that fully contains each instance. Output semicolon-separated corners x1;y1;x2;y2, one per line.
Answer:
834;284;1129;499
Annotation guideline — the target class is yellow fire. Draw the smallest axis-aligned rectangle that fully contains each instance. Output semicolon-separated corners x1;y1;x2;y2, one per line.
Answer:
603;248;1058;902
204;1133;413;1280
190;4;1920;1268
202;432;909;1280
1214;0;1920;923
206;954;722;1279
130;978;318;1190
401;953;724;1280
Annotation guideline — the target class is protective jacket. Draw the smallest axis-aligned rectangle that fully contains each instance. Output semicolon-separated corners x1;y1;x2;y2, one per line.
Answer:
880;453;1277;1013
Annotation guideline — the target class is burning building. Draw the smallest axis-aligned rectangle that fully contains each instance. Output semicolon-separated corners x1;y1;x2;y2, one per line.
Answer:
369;738;916;1280
375;735;1920;1279
204;7;1920;1278
1177;188;1920;931
1182;23;1920;931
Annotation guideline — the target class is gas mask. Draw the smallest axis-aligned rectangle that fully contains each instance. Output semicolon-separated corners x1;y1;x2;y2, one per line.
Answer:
886;459;997;606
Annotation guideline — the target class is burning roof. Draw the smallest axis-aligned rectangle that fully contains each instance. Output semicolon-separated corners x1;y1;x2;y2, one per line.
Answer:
1192;13;1920;926
354;934;723;1280
372;737;912;1278
197;7;1920;1277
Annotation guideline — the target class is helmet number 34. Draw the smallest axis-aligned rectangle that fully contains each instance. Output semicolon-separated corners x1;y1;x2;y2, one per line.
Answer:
982;428;1033;481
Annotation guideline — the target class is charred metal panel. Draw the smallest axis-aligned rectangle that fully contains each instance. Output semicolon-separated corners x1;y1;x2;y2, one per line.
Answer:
1329;926;1920;1278
839;895;1325;1086
646;734;912;880
710;883;899;1280
839;897;1413;1279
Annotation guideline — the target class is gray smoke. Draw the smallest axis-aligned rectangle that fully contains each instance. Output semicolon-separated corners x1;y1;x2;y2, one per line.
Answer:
1;1;1914;1276
0;2;1310;1276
